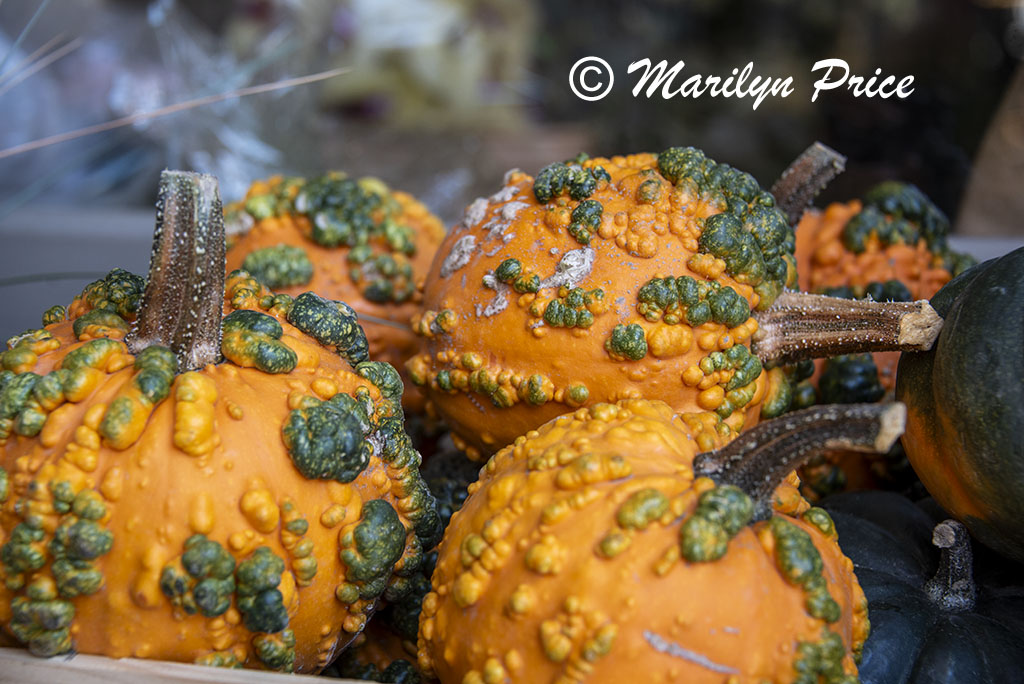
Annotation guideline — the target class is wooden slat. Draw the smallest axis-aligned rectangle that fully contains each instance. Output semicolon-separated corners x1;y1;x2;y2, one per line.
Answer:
0;647;362;683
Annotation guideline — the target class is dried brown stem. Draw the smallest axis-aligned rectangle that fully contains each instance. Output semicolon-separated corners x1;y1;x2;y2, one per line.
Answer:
770;142;847;226
693;403;906;520
925;520;976;612
751;291;943;365
126;171;225;371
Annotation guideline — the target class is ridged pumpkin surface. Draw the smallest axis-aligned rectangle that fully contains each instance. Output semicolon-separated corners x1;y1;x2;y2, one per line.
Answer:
0;270;440;672
411;150;798;458
225;175;446;410
418;399;868;683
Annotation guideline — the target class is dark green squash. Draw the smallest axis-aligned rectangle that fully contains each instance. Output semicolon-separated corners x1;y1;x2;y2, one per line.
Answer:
895;246;1024;562
823;491;1024;683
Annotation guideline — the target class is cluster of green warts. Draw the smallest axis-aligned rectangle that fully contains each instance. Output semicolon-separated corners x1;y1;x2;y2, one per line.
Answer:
637;275;751;328
2;484;114;656
701;346;763;417
336;441;479;682
234;174;420;303
605;324;648;361
158;536;295;671
242;245;314;290
532;154;611;246
659;147;794;307
493;258;540;294
842;181;975;276
542;287;605;329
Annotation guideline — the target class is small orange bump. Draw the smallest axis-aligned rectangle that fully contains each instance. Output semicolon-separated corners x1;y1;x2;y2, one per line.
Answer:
697;331;720;351
681;365;704;387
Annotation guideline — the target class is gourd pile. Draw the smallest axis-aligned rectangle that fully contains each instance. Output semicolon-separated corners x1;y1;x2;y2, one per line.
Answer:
1;142;1021;684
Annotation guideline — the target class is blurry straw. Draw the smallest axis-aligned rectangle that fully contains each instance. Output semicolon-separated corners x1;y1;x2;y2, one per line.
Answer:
0;66;350;161
0;0;53;75
0;32;65;86
0;36;82;97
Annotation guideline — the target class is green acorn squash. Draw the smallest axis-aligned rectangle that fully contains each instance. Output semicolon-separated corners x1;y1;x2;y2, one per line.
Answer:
896;246;1024;562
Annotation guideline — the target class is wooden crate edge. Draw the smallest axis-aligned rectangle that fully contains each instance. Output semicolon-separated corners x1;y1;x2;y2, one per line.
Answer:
0;647;362;683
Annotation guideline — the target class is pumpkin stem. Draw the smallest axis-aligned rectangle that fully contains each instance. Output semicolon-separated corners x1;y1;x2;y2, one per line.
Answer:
126;170;226;371
770;142;846;226
924;520;977;612
752;291;943;365
694;403;905;521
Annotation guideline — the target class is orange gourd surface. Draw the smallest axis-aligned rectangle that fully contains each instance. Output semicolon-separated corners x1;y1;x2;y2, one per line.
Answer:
410;150;798;458
225;174;446;410
418;399;868;683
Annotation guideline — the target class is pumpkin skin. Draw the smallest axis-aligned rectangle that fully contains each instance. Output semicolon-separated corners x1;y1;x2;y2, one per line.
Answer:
411;150;797;458
418;399;868;683
224;174;446;411
823;491;1024;683
0;177;440;672
896;247;1024;563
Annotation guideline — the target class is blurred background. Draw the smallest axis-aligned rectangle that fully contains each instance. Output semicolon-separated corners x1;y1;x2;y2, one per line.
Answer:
2;0;1024;335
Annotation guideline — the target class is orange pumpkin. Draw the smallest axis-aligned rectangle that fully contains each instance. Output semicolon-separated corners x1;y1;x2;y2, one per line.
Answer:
0;172;440;672
224;174;446;411
409;149;800;458
418;399;901;682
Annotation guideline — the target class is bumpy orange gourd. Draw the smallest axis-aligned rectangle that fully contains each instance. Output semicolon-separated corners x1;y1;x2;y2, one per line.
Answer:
411;149;798;458
224;174;446;410
419;399;873;684
0;173;440;673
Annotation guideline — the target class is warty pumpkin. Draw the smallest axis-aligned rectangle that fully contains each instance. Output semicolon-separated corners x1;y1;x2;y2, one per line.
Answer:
823;491;1024;683
410;145;941;458
795;182;972;311
224;173;446;411
0;171;440;672
896;246;1024;564
418;398;907;683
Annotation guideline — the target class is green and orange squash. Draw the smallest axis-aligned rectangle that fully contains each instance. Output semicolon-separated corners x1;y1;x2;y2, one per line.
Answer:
0;171;440;672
